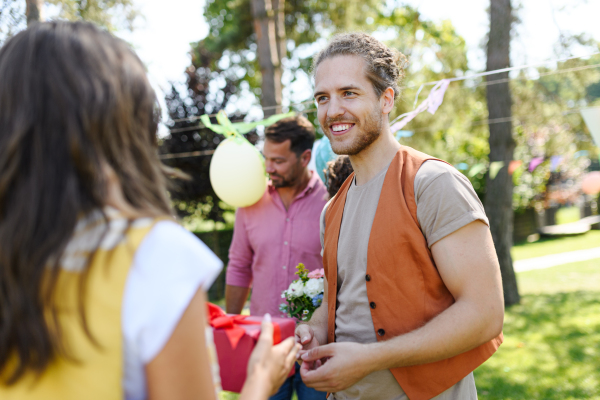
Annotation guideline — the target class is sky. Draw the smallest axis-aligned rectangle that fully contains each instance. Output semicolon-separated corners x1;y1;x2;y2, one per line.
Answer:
116;0;600;132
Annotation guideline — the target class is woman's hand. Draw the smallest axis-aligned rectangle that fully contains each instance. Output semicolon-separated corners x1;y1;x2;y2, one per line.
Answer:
241;314;300;399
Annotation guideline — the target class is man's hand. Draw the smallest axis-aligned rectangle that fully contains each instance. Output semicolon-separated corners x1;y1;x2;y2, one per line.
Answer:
295;324;320;352
295;323;323;370
299;342;373;393
294;277;329;367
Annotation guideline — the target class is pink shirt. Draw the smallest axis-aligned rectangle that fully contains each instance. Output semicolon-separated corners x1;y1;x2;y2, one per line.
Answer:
226;171;328;317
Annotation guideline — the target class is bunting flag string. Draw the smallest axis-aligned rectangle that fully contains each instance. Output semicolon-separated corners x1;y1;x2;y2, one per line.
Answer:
160;55;600;160
166;51;600;125
390;79;450;133
461;157;555;181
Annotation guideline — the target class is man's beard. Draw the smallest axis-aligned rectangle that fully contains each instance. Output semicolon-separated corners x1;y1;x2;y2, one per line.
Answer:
326;108;383;156
270;161;301;188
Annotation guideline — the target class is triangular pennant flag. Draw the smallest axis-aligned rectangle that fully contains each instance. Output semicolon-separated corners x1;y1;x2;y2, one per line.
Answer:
508;160;522;175
468;163;487;177
489;161;504;180
550;155;563;172
581;107;600;148
390;79;450;133
528;157;544;172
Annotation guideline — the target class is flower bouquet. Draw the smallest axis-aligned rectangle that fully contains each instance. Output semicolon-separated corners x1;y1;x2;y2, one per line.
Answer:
279;263;325;322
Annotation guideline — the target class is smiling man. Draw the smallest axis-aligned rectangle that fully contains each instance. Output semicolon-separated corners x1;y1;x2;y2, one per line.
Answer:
295;33;505;400
226;115;327;400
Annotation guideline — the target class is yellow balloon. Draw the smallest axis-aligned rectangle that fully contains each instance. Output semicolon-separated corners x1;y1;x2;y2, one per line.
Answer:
209;137;267;208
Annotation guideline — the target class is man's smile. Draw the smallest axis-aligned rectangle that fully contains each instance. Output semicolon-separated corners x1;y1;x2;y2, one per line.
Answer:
330;123;355;135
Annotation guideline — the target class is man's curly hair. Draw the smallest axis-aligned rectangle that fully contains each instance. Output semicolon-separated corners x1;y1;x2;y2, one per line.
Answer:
325;155;354;199
312;32;408;100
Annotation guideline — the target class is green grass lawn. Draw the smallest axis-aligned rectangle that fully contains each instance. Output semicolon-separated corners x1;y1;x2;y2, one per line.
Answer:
512;230;600;260
516;259;600;295
474;250;600;399
556;206;583;225
474;289;600;399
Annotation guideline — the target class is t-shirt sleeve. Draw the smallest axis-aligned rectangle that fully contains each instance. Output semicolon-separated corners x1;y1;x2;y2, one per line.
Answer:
122;220;223;365
414;160;489;248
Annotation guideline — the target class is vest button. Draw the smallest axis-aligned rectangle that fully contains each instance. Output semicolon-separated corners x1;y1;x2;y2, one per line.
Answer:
365;274;371;281
370;302;376;309
378;329;385;336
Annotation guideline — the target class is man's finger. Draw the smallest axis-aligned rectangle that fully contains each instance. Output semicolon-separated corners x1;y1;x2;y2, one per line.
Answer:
299;357;316;374
299;358;332;385
294;324;313;344
297;349;309;357
301;343;334;362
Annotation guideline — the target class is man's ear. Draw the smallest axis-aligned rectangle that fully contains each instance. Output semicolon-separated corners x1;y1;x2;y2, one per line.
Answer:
299;149;312;168
381;87;395;115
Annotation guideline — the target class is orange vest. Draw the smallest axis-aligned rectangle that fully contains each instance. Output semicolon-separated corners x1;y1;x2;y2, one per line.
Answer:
323;146;503;400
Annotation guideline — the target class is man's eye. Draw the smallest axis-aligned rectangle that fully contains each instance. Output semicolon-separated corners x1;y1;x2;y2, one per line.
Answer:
316;96;328;103
344;91;355;96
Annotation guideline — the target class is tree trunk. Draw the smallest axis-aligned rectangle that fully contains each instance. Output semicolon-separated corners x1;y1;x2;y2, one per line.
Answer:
485;0;520;306
25;0;43;26
272;0;286;65
251;0;283;117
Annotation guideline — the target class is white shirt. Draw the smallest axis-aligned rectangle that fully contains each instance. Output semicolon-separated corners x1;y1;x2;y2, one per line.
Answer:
121;221;223;400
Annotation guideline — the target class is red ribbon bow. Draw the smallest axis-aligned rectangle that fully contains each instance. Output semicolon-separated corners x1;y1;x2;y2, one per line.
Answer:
207;303;281;350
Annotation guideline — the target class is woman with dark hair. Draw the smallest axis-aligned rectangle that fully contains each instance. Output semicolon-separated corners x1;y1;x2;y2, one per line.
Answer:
0;21;298;400
324;156;354;199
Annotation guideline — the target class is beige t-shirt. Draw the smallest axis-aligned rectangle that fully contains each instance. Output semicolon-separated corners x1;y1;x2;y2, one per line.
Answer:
320;160;488;400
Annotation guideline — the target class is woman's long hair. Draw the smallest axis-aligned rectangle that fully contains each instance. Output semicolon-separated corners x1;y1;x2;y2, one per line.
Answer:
0;21;173;383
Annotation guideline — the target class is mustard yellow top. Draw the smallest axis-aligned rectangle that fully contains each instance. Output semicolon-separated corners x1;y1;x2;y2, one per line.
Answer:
0;211;158;400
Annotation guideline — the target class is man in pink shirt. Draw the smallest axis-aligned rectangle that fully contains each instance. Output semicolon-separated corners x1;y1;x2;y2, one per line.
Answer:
226;115;327;400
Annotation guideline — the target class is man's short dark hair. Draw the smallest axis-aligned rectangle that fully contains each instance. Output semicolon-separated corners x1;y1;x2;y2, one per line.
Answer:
264;115;315;156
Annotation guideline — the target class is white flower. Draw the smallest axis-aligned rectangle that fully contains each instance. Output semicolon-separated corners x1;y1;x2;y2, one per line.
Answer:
287;280;304;298
281;291;287;299
304;278;324;298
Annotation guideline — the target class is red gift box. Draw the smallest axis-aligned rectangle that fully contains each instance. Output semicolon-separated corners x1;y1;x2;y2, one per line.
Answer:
208;303;296;393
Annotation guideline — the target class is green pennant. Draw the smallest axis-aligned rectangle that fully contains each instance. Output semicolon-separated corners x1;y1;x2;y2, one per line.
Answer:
200;110;296;140
468;163;487;178
489;161;505;180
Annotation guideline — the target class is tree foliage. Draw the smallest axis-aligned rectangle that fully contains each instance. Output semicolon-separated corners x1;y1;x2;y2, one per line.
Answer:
0;0;138;45
0;0;26;44
46;0;138;32
195;0;379;108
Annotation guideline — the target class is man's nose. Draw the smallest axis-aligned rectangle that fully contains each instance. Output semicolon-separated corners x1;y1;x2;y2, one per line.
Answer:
265;162;276;174
326;97;345;119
